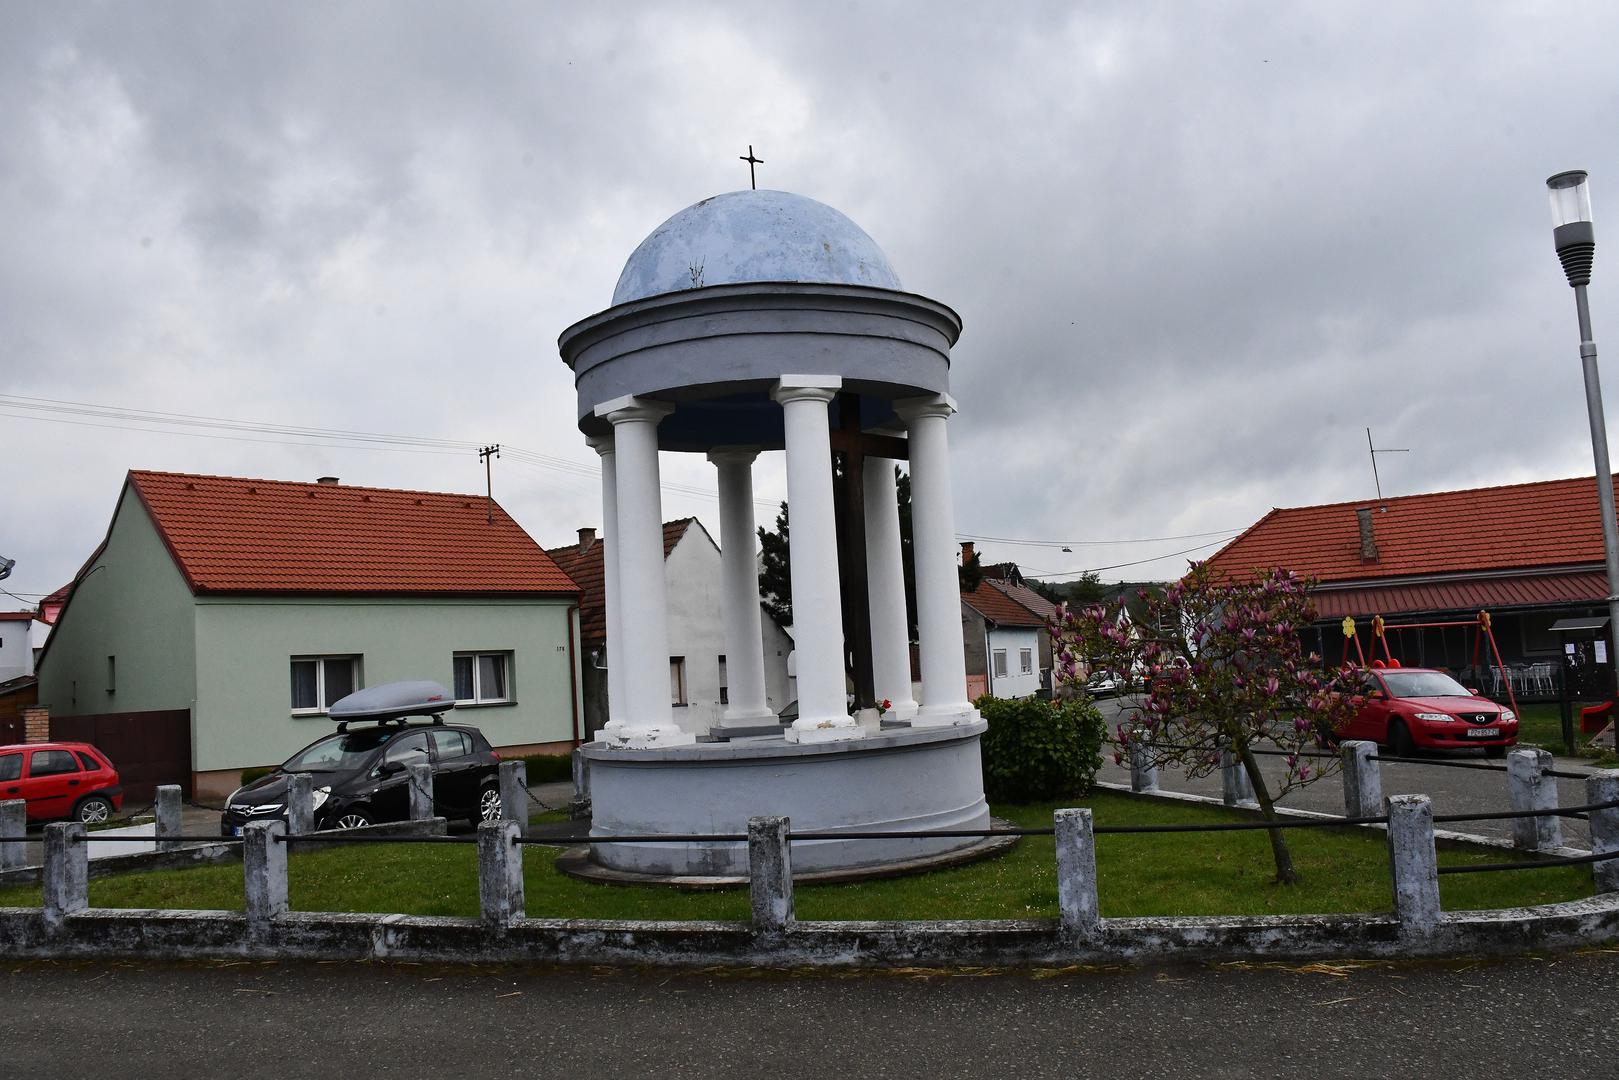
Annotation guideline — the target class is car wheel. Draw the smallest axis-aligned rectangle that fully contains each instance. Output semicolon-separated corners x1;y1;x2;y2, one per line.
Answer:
333;810;372;830
1388;718;1416;758
477;783;504;824
74;795;113;826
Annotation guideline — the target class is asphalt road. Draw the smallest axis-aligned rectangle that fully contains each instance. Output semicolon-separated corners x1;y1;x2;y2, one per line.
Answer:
1092;698;1603;848
5;953;1618;1079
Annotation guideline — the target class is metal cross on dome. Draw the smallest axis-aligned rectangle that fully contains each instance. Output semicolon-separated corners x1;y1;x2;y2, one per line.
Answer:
740;144;763;190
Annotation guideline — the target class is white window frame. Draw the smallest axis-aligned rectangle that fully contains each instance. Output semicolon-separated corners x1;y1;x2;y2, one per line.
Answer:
453;651;512;705
290;655;360;715
1020;648;1034;675
992;649;1008;679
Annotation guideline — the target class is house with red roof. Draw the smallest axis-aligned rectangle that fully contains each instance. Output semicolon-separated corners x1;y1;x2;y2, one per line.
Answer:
1205;473;1619;697
36;470;582;801
546;518;793;736
959;544;1057;700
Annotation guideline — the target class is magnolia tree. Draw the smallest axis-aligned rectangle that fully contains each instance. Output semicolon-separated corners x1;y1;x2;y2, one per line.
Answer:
1050;562;1362;884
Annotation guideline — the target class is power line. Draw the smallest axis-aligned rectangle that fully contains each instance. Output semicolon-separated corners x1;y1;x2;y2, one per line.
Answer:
1020;536;1235;580
0;394;781;510
956;527;1243;548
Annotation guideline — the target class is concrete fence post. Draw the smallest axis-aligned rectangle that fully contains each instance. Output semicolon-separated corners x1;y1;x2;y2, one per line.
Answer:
243;819;288;934
154;784;182;852
1586;770;1619;894
42;822;87;930
1127;739;1158;794
286;773;315;836
1508;747;1563;852
1221;749;1255;807
570;746;592;820
407;763;434;821
748;815;794;936
0;800;25;871
1387;794;1441;936
1054;807;1101;940
477;820;524;928
1341;740;1382;819
499;760;528;832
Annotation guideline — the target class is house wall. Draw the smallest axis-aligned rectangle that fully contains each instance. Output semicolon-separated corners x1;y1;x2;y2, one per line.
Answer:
36;488;198;718
190;595;578;776
663;524;793;734
986;627;1042;700
0;620;35;682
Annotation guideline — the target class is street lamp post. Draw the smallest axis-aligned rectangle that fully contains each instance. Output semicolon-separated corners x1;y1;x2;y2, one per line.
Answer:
1547;170;1619;706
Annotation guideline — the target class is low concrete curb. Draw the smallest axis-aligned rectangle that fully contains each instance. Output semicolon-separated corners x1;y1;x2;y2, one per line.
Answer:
2;895;1616;968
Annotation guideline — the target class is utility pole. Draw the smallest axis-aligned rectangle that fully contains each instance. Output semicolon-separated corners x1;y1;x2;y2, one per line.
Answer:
479;444;501;524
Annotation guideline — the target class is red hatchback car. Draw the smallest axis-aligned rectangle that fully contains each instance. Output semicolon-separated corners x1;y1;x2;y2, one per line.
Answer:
0;742;124;824
1340;667;1519;757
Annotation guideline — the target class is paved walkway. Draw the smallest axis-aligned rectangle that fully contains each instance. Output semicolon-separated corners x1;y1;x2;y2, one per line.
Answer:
1093;698;1602;848
4;953;1616;1078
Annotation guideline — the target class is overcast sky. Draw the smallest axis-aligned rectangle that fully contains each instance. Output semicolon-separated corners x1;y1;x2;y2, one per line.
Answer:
4;2;1619;603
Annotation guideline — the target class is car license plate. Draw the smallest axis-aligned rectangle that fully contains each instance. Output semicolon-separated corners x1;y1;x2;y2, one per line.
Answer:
1468;727;1501;738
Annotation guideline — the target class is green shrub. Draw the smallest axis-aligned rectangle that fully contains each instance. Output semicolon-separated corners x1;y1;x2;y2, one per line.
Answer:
977;694;1106;803
513;751;574;783
239;766;277;786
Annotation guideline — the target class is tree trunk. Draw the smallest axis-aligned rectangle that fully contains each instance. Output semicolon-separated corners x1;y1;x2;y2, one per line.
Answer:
1238;744;1297;885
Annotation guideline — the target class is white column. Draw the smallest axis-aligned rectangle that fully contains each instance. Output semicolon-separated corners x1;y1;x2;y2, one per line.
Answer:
771;376;862;742
863;455;918;722
708;447;776;727
592;395;694;748
586;435;624;733
896;394;974;725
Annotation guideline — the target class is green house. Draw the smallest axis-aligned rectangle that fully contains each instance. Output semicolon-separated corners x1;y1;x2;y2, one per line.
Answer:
36;470;582;802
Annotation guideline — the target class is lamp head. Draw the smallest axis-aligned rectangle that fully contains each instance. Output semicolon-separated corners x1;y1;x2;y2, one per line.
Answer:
1548;170;1595;286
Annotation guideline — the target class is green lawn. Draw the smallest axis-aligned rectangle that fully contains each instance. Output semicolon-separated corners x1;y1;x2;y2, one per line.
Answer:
1514;701;1614;759
0;792;1592;920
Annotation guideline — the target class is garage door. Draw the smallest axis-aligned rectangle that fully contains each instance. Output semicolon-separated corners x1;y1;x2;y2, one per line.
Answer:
48;709;191;804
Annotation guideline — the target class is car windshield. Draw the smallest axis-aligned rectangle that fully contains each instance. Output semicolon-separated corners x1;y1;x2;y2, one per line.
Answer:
1380;671;1471;699
282;729;396;773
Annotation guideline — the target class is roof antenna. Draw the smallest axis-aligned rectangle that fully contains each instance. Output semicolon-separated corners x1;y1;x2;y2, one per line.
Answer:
1366;427;1409;504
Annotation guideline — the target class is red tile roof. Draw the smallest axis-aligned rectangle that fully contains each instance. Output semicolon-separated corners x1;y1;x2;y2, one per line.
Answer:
985;578;1057;622
1313;571;1608;620
545;518;696;643
0;611;36;622
126;471;578;596
961;580;1048;627
1207;474;1619;585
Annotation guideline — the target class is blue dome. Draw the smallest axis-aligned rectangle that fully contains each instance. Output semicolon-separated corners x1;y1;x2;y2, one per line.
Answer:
611;189;903;306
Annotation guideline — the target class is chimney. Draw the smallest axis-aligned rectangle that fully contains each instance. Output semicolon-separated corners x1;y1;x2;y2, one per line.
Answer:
577;527;597;552
316;476;340;485
960;541;975;565
1356;507;1379;562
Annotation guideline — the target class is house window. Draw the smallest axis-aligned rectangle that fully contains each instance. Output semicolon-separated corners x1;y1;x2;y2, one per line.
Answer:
718;655;729;706
992;649;1008;679
1020;648;1034;675
290;656;359;714
670;657;688;706
453;652;511;704
106;655;116;695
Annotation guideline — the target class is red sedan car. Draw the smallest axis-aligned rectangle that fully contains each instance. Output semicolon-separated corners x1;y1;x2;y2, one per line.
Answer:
1340;667;1518;757
0;742;124;824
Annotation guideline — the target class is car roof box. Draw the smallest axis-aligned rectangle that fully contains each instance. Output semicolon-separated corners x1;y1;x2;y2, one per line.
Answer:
328;680;457;721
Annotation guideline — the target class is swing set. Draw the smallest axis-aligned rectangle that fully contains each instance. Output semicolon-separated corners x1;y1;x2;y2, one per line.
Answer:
1339;610;1521;719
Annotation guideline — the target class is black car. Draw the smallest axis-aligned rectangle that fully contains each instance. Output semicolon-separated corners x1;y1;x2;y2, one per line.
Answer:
221;721;503;835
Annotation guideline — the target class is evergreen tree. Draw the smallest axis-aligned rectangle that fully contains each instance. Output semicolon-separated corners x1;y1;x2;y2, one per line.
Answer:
757;501;793;625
